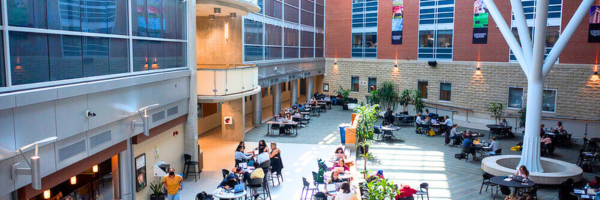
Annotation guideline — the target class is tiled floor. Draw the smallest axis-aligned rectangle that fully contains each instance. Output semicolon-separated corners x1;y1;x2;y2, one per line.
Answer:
183;105;597;200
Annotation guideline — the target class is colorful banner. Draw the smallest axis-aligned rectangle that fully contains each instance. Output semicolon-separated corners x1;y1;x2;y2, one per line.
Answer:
588;0;600;43
391;0;403;45
473;0;489;44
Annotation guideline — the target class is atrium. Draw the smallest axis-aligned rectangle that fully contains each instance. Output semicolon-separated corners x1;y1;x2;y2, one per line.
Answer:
0;0;599;200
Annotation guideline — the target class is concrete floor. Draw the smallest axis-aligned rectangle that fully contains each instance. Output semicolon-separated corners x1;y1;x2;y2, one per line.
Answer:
183;105;598;200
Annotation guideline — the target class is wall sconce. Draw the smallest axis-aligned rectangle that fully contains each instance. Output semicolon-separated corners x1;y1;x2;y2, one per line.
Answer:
132;104;159;136
11;136;58;190
209;15;215;20
230;13;237;19
475;62;482;74
70;176;76;185
92;165;98;173
394;64;398;68
225;22;229;41
334;62;338;68
43;190;50;199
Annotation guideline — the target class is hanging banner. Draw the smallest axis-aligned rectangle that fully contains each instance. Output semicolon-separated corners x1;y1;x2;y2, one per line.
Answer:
391;0;403;44
473;0;489;44
589;1;600;43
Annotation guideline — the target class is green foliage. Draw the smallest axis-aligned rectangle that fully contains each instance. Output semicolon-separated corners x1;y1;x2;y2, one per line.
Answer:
487;102;504;123
354;104;379;173
412;90;425;113
365;178;397;200
398;89;412;112
367;82;399;110
150;181;164;197
518;107;526;129
335;86;351;105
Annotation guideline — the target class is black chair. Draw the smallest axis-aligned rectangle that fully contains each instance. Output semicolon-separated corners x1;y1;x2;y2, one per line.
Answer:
494;148;502;155
374;126;382;140
221;169;229;179
195;192;212;200
301;177;318;200
405;116;416;126
313;192;327;200
416;182;429;200
271;123;280;134
494;186;511;200
480;173;496;196
312;171;326;190
260;160;275;186
247;177;271;200
461;148;472;162
183;154;199;182
527;185;539;199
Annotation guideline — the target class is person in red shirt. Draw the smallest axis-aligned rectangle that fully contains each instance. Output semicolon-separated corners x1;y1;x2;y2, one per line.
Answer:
395;185;418;199
590;176;600;187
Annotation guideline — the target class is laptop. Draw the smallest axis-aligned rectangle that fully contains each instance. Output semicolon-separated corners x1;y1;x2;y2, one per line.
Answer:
513;175;525;182
431;119;438;124
233;183;245;193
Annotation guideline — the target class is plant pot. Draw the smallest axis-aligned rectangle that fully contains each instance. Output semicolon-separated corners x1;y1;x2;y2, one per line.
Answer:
357;145;369;154
150;194;165;200
343;105;349;110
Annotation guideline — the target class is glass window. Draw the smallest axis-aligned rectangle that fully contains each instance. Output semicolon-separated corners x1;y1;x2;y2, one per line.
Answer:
265;24;282;46
244;19;263;45
315;48;323;57
316;15;324;28
132;0;148;36
244;45;264;61
48;0;82;31
440;83;451;101
301;10;314;26
546;26;560;48
148;41;163;70
301;0;314;11
109;38;129;74
147;0;164;38
351;76;359;92
49;35;83;81
542;89;556;112
284;5;299;23
284;28;299;46
419;31;434;47
82;0;107;33
365;34;377;48
368;77;377;92
353;34;363;48
418;81;428;99
265;0;283;18
8;0;47;28
132;40;148;71
266;47;282;60
436;30;453;48
282;82;286;92
507;87;524;109
301;31;314;47
176;0;186;39
315;33;324;48
300;48;313;58
284;47;299;58
285;0;298;7
83;37;109;77
10;32;49;85
0;35;4;87
162;0;179;38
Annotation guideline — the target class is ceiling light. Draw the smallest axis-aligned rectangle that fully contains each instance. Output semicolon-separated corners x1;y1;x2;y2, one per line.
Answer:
214;8;221;14
70;176;77;185
43;190;50;199
93;165;98;173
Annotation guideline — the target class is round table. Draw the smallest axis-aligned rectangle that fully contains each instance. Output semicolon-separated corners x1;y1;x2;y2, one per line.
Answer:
487;125;512;139
490;176;535;199
212;188;247;200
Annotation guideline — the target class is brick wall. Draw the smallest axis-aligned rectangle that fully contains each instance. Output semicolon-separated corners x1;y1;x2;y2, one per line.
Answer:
323;58;600;120
376;0;419;60
324;0;352;58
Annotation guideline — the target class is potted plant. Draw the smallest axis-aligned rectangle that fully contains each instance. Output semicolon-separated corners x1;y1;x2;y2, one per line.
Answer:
354;105;379;177
376;82;399;111
335;86;351;110
364;177;397;200
412;90;424;114
487;102;504;124
398;89;412;113
149;181;165;200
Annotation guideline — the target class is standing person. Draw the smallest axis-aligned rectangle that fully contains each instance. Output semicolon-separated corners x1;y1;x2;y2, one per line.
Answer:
335;182;359;200
162;168;183;200
269;143;284;175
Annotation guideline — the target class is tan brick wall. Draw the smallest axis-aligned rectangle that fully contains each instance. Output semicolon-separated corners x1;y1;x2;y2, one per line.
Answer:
323;58;600;120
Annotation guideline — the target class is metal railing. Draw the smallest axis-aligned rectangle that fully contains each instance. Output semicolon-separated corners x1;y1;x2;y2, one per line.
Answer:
421;102;474;122
197;64;256;69
503;114;600;138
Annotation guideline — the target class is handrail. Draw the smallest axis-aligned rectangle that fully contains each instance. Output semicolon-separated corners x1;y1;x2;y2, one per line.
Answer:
502;113;600;123
197;64;257;69
423;102;474;113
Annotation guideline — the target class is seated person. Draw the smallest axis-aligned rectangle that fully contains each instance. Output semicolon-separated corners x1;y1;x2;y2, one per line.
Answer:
415;113;424;124
559;178;577;200
541;135;554;155
440;115;453;127
298;104;306;112
235;145;254;162
540;124;546;137
514;165;529;179
242;161;264;181
554;121;565;133
462;134;477;161
330;159;350;172
256;146;271;164
589;176;600;188
334;147;347;160
449;124;460;140
365;170;384;183
395;184;417;200
384;108;395;124
423;117;432;125
335;182;359;200
500;118;509;126
218;173;238;189
292;103;299;109
328;171;344;183
487;137;500;155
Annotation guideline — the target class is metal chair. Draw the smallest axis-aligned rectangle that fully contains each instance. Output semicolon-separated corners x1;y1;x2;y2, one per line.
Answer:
301;177;318;200
480;173;496;196
221;169;229;179
247;177;271;200
312;171;326;190
416;183;429;200
183;154;199;182
374;126;382;140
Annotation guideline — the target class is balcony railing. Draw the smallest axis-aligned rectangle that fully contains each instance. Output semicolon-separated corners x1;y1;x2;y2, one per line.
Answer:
196;64;259;97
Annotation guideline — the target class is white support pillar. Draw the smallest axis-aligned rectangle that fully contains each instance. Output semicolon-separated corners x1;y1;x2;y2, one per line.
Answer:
511;0;533;68
307;77;314;100
272;84;281;116
253;93;262;126
184;0;199;162
290;80;298;107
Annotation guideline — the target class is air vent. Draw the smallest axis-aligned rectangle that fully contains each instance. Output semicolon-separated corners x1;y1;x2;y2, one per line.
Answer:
152;111;165;122
167;106;178;116
58;140;86;161
90;130;111;149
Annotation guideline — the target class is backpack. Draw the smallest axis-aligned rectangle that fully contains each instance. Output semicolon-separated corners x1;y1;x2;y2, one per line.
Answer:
428;129;436;136
196;191;214;200
316;168;325;183
455;153;465;160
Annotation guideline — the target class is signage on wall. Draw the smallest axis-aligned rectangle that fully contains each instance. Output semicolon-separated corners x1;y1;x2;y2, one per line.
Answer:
359;81;368;86
391;0;404;44
224;117;233;124
135;154;147;192
589;1;600;43
473;0;489;44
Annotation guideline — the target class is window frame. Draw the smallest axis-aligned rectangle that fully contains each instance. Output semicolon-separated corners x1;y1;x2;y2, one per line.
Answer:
351;76;360;92
507;86;524;109
542;89;557;113
439;82;451;102
418;80;428;99
368;77;377;92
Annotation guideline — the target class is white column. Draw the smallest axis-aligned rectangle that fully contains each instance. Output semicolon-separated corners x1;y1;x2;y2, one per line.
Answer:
307;77;314;100
272;84;281;115
253;93;262;126
519;78;544;172
290;80;298;107
184;0;199;161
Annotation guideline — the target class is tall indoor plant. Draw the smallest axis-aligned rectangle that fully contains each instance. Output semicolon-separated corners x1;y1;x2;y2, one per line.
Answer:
398;89;412;113
335;86;352;110
149;181;165;200
487;102;504;124
354;104;379;178
364;178;397;200
374;82;399;111
412;89;424;114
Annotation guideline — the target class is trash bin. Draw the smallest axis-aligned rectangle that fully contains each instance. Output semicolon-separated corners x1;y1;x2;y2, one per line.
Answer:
339;123;351;144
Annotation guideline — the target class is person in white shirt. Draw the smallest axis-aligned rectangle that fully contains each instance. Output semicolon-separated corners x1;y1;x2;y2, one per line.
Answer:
415;113;424;124
441;115;453;127
334;182;358;200
487;137;500;155
256;146;271;164
449;124;459;139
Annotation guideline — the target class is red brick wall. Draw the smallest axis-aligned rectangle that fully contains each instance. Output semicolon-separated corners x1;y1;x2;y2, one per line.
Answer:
325;0;352;58
377;0;418;60
560;0;600;64
453;0;511;62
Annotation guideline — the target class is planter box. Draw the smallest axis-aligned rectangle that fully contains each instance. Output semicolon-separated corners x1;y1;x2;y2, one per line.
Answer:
150;195;165;200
